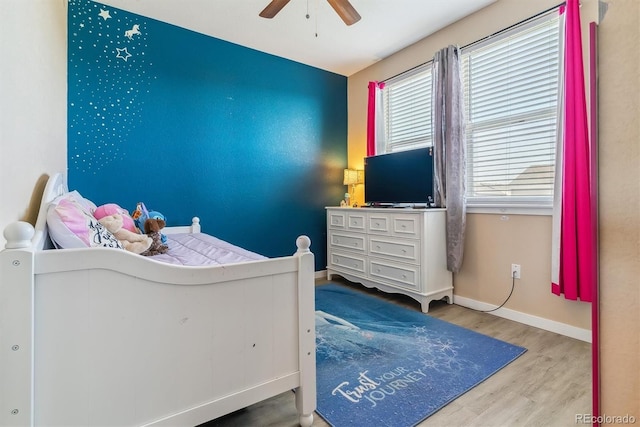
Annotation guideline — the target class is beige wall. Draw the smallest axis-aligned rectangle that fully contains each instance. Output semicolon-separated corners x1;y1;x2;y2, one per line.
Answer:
456;214;591;327
0;0;68;248
348;0;639;418
597;0;640;419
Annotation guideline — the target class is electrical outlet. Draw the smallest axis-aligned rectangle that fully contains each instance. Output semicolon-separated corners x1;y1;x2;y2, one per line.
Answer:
511;264;521;279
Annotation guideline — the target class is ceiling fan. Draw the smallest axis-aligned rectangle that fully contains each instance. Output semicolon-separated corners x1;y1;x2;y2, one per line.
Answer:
259;0;361;26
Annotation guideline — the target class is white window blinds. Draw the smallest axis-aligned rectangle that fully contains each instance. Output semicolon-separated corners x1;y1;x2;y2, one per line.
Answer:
461;13;560;205
382;67;432;152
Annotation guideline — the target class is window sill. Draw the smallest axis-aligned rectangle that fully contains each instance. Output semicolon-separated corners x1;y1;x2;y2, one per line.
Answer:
466;204;552;216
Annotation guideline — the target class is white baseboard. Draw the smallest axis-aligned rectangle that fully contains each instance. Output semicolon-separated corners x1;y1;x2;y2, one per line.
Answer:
453;295;592;343
315;270;327;280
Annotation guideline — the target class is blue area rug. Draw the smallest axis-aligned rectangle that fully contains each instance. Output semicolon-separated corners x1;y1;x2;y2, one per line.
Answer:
315;284;526;427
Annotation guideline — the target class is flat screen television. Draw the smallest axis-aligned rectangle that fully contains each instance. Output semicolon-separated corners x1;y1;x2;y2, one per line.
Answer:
364;147;435;207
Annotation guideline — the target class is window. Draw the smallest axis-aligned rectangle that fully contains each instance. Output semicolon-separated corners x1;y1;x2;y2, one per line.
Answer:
462;12;561;209
378;10;561;212
382;66;432;152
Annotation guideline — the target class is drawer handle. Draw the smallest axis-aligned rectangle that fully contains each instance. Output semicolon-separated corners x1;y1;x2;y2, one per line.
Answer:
402;249;407;253
402;274;407;279
376;268;381;273
376;245;381;250
353;243;358;246
401;224;406;229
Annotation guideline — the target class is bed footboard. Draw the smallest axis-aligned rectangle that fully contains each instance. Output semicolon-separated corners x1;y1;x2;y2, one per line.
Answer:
1;223;316;427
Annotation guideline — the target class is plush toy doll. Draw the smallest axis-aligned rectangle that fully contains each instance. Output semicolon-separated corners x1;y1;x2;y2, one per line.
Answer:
131;202;149;233
94;203;138;233
141;218;169;256
98;214;152;254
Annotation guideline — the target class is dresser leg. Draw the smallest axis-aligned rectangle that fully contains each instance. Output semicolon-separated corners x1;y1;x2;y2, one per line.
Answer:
420;298;431;313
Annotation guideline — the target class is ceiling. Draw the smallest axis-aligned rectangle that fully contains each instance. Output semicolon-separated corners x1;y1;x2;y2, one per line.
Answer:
94;0;497;76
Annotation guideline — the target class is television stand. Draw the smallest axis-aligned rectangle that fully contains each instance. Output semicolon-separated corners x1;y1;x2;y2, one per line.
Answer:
325;207;453;313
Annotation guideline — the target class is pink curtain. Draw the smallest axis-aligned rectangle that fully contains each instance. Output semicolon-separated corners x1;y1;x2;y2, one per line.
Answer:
366;81;384;157
552;0;594;302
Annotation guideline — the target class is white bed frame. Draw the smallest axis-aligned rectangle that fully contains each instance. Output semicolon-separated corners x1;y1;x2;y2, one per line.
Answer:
0;173;316;427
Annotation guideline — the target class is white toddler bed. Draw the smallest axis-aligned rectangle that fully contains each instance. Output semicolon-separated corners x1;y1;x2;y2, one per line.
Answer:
0;173;316;427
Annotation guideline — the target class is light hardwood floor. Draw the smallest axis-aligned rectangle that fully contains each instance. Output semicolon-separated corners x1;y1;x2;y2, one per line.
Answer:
202;278;592;427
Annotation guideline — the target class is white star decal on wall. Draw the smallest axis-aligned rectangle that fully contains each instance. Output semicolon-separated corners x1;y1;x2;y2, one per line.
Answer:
98;8;111;20
116;47;131;61
69;0;155;173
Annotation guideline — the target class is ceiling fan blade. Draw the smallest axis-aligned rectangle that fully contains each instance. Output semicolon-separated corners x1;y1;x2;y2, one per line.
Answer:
326;0;361;26
259;0;292;19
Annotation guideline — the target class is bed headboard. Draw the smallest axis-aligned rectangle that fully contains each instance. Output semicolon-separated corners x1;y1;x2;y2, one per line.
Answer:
28;173;68;250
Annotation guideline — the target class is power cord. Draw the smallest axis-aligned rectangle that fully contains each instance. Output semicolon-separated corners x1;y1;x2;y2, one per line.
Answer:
468;271;516;313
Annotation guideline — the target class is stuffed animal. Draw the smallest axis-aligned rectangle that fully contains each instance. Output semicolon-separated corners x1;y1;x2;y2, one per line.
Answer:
98;214;152;254
94;203;137;233
141;218;169;256
133;202;168;244
147;211;168;244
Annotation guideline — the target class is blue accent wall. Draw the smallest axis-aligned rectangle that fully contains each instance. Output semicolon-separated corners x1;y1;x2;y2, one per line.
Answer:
68;0;347;269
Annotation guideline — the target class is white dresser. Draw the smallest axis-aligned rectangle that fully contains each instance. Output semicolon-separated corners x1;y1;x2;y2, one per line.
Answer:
326;207;453;313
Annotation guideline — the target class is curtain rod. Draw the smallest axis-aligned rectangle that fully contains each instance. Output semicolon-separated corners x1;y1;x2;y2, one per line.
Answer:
381;1;565;83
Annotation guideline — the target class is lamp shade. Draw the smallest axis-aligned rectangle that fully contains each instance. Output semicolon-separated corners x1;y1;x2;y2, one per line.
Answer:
343;169;364;186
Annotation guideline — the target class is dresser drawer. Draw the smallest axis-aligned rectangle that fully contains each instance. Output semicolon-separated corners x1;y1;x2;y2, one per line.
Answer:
329;231;366;252
369;259;419;290
327;211;347;229
346;212;366;231
369;236;419;263
392;215;421;238
368;214;391;234
330;251;367;275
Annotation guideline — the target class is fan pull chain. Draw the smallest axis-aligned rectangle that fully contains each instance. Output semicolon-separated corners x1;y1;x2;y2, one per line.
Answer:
305;0;318;38
306;0;319;37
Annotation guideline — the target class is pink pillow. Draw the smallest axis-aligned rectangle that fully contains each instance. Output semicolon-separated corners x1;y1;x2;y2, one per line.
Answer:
46;192;122;249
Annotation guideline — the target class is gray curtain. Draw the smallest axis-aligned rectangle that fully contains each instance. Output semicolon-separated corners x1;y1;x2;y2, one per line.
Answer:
432;45;466;273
